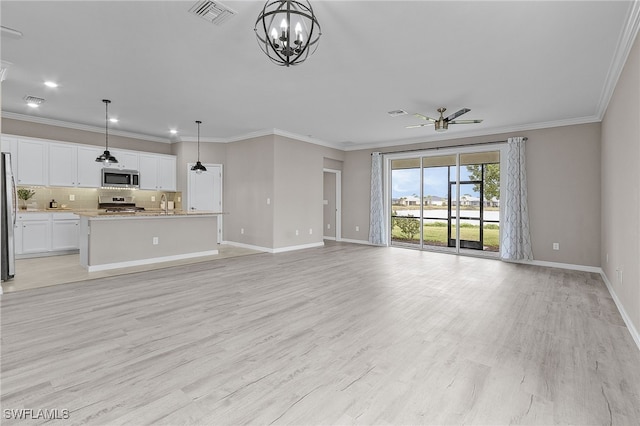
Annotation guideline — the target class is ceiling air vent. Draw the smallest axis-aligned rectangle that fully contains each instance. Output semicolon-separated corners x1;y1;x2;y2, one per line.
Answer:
388;110;408;117
24;95;45;106
189;1;236;26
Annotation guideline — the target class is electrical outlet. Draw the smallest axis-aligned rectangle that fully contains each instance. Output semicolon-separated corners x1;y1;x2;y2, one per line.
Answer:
241;228;244;234
177;196;181;202
267;198;271;205
327;223;331;229
552;243;559;250
151;196;156;202
356;226;359;232
295;229;299;236
309;228;313;235
152;237;159;245
69;194;75;201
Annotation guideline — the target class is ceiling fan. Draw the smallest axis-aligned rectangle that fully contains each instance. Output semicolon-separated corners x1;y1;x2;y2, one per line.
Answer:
406;107;483;132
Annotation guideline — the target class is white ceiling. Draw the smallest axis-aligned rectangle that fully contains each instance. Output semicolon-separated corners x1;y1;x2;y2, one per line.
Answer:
1;1;638;150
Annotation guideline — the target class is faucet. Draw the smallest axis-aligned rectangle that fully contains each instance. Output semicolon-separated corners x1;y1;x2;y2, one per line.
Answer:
160;193;168;214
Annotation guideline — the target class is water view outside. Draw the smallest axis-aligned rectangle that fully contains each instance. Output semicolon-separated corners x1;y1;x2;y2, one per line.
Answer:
391;152;500;252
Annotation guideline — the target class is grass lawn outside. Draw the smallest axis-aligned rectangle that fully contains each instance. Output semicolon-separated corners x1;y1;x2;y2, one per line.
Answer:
392;222;500;251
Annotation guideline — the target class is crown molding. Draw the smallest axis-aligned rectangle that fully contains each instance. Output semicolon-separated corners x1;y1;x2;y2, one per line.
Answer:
342;115;601;152
1;111;172;144
179;128;344;150
595;0;640;119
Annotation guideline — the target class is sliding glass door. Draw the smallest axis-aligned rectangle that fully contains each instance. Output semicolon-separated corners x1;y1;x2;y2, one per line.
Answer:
389;148;502;255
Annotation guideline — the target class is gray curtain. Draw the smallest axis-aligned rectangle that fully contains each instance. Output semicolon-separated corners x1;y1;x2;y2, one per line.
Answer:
501;137;533;260
369;152;387;245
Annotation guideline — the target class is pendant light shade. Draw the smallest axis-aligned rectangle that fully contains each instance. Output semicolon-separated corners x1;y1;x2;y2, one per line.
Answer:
95;99;118;165
191;120;207;174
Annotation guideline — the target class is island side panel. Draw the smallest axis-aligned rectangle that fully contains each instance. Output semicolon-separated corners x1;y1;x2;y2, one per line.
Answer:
88;216;218;266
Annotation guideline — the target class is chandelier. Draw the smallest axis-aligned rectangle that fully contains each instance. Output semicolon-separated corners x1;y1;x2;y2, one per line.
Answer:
254;0;321;67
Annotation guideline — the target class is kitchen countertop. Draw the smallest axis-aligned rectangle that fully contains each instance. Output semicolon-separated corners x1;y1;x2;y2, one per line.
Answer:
18;208;222;216
76;210;224;219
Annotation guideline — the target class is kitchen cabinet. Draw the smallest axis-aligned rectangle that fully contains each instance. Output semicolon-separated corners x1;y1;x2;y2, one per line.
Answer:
17;139;48;186
15;212;79;256
1;136;18;175
110;149;139;171
48;143;77;187
139;154;176;191
51;213;80;251
16;213;51;254
77;146;105;187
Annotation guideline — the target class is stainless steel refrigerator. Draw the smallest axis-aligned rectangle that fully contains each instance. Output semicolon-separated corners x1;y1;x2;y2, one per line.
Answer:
1;152;16;281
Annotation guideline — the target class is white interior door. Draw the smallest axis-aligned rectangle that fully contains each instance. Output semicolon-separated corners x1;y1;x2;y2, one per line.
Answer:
188;164;222;242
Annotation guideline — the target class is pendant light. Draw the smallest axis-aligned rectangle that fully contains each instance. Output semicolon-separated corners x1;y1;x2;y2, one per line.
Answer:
95;99;118;165
191;120;207;173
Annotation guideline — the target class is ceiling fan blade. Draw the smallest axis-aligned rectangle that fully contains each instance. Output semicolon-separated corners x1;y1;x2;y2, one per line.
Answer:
445;108;470;121
406;123;434;129
449;119;483;124
414;113;437;122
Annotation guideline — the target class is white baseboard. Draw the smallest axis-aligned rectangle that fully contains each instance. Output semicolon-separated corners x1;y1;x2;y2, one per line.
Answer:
508;259;602;273
339;238;376;246
600;271;640;352
272;241;324;253
222;241;270;253
323;236;336;241
86;250;219;272
223;240;324;254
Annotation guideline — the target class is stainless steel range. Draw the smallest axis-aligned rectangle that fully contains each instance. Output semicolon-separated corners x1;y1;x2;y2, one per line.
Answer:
98;196;145;213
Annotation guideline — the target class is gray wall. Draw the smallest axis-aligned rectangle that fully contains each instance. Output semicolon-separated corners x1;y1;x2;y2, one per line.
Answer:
2;118;172;154
273;136;322;248
342;123;602;267
224;135;275;248
601;31;640;335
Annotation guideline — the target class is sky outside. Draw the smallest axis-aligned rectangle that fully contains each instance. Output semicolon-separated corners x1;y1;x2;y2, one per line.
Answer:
392;166;479;199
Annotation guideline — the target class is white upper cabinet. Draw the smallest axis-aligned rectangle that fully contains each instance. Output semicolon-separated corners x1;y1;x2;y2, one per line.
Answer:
6;135;175;190
139;154;176;191
17;139;48;186
110;149;139;171
158;156;176;191
49;143;78;187
77;146;105;187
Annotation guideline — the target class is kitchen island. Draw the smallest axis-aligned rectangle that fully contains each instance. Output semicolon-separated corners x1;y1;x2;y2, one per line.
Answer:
77;211;223;272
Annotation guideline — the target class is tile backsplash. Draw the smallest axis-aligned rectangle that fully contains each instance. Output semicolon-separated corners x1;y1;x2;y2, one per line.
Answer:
16;186;182;211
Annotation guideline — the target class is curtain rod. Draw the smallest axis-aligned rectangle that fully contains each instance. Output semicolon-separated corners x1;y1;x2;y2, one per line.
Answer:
371;137;527;155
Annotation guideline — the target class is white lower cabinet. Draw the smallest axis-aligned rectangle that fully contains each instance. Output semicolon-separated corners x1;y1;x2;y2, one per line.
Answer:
52;216;80;251
16;212;79;256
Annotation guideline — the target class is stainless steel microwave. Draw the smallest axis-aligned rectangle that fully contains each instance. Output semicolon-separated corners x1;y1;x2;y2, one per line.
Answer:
101;168;140;189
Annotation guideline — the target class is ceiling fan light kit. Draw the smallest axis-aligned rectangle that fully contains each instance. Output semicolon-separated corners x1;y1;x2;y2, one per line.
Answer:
406;107;483;132
254;0;321;67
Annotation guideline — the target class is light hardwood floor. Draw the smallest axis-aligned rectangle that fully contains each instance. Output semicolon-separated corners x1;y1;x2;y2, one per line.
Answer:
1;242;639;425
2;245;260;293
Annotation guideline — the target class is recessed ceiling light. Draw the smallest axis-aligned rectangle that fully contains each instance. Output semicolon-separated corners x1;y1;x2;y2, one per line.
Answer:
169;129;178;135
109;118;118;123
44;81;58;88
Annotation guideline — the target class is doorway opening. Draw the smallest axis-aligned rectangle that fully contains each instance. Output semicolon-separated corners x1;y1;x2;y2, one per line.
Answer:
323;169;341;241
